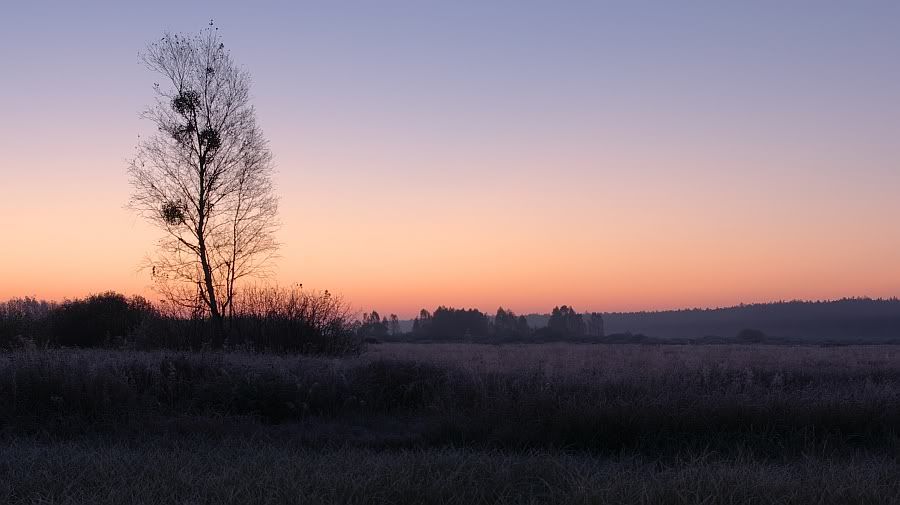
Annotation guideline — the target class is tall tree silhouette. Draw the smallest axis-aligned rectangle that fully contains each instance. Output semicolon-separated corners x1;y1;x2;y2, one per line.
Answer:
128;23;278;345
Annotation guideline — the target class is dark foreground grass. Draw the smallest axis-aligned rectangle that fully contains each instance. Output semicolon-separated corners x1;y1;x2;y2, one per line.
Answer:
2;347;900;455
2;345;899;503
2;436;900;505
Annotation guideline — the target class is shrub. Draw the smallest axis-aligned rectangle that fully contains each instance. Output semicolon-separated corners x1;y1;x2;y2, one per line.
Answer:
0;297;54;349
50;292;154;347
0;304;26;347
227;285;362;355
2;288;361;354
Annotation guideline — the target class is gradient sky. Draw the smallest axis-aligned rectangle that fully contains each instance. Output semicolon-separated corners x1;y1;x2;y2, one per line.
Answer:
2;1;899;317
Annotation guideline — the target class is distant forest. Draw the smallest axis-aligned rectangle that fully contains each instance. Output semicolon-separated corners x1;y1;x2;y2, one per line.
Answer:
375;298;900;343
359;305;605;343
593;298;900;342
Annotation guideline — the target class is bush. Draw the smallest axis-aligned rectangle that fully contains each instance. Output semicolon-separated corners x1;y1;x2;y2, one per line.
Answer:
130;311;214;351
227;285;362;355
0;305;26;347
50;292;154;348
1;288;361;355
0;297;54;349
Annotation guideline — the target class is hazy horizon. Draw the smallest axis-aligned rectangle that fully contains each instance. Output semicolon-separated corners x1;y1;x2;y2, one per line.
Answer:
3;1;899;317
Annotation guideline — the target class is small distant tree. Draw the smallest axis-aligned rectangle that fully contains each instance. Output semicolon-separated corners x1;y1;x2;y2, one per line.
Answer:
359;311;388;339
547;305;585;338
389;314;401;336
442;307;486;338
493;307;531;340
587;312;604;337
412;309;432;336
128;23;278;346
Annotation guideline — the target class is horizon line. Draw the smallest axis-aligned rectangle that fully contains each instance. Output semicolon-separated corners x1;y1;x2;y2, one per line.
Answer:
4;292;899;319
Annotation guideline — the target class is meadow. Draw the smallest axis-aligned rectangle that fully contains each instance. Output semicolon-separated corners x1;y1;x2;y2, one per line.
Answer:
2;343;899;504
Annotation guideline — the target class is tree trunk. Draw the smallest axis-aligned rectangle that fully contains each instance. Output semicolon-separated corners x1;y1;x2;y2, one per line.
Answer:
198;232;224;349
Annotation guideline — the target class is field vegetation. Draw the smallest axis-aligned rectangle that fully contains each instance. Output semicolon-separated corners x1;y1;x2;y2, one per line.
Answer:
3;440;898;505
1;343;899;503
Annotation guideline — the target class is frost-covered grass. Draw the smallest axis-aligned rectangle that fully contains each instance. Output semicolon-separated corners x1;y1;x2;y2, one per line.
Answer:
2;438;899;505
2;343;899;503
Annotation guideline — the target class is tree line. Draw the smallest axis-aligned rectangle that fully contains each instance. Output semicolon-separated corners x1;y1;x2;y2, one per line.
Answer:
0;292;607;352
6;292;900;351
359;305;604;342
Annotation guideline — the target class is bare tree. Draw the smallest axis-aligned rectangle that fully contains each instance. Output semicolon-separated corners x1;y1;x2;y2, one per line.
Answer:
128;23;278;344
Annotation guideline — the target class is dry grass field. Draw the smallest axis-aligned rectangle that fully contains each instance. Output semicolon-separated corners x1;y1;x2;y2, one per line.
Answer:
366;342;900;376
2;343;899;504
3;440;899;505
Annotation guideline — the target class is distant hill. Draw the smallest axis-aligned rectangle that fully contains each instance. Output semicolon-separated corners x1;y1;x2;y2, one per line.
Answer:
525;298;900;342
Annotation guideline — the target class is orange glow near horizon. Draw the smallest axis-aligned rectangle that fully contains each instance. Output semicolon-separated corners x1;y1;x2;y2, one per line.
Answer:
3;146;898;318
